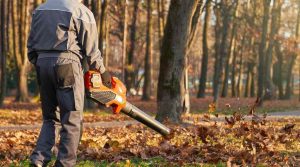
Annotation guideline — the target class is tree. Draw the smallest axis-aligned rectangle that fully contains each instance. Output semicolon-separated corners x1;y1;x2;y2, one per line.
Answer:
213;4;222;99
257;0;271;105
156;0;204;123
197;0;211;98
285;0;299;99
12;0;31;102
221;1;239;97
274;40;284;99
0;0;8;106
213;0;236;103
264;0;283;100
99;0;108;64
184;1;204;113
296;1;300;101
125;0;139;92
284;54;296;99
122;0;129;81
142;0;153;101
231;37;241;97
156;0;164;47
236;45;244;97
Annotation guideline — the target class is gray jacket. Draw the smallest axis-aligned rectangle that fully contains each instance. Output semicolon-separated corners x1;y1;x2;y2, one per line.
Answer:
28;0;105;73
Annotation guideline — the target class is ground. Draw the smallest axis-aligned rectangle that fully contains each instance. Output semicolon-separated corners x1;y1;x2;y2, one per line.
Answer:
0;97;299;166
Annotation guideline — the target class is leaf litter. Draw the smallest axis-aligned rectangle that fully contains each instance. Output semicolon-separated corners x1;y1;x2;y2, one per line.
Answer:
0;100;299;166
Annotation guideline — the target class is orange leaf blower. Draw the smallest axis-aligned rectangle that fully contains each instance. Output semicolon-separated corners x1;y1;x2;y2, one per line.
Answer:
84;70;171;136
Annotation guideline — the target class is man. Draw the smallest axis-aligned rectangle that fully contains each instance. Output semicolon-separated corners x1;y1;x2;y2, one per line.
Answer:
27;0;111;166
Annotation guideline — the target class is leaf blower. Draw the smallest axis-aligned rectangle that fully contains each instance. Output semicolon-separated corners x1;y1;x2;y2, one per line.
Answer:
84;70;171;136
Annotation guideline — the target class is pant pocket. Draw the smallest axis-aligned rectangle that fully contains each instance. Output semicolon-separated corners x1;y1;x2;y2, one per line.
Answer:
55;63;75;88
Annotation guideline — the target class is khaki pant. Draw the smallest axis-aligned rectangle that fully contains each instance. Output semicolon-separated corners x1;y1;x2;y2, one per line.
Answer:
30;53;84;167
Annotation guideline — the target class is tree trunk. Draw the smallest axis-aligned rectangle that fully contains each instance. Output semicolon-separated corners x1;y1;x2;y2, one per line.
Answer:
231;43;237;97
0;0;2;90
244;63;254;97
0;0;8;106
197;0;211;98
122;0;129;81
284;55;296;99
257;0;271;105
187;1;204;52
244;63;251;97
212;5;222;103
12;0;30;102
182;67;190;113
156;0;163;48
231;36;246;97
264;0;282;100
274;40;284;99
105;19;110;67
296;0;300;101
91;0;99;24
17;66;29;101
221;1;239;98
213;1;233;103
126;0;139;92
236;49;244;97
142;0;153;101
231;35;245;97
156;0;202;123
99;0;107;56
250;69;255;97
160;0;166;27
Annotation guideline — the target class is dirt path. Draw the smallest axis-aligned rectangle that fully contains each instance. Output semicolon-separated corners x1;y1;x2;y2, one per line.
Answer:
267;111;300;116
1;111;299;131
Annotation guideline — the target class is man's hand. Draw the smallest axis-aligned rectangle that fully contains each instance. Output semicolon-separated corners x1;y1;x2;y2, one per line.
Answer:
101;71;112;88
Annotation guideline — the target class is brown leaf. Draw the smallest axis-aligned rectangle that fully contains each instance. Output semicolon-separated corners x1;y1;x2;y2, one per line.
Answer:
208;103;216;113
233;112;243;122
225;116;235;127
281;124;296;133
249;98;261;115
197;126;209;143
203;114;211;122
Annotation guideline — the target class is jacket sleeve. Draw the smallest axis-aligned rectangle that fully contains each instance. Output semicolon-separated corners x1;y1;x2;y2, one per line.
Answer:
75;12;106;73
27;12;38;65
